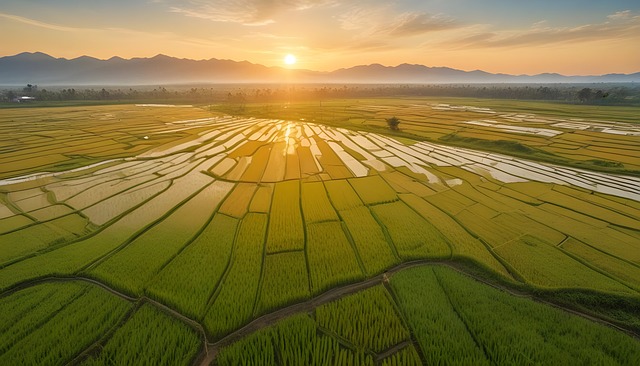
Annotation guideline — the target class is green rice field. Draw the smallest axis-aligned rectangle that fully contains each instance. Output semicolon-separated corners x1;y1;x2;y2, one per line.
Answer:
0;99;638;364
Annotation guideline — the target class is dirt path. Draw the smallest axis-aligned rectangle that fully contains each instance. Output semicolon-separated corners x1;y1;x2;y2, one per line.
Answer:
374;340;413;362
197;259;640;365
198;273;384;365
2;260;638;366
0;275;137;302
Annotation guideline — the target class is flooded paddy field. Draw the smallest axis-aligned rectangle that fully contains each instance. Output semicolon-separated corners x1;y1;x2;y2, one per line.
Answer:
1;101;639;365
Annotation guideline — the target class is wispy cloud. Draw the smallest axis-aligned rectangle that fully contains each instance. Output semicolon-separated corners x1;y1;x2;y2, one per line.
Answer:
0;12;88;32
607;10;632;20
0;11;233;58
243;32;301;41
0;12;182;39
385;12;457;36
338;4;458;38
447;10;640;49
162;0;336;26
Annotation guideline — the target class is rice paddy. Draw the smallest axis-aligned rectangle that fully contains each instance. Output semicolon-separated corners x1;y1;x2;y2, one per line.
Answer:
1;100;638;364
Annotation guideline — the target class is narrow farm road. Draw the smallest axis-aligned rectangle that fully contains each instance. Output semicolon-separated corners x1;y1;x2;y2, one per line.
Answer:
197;259;640;365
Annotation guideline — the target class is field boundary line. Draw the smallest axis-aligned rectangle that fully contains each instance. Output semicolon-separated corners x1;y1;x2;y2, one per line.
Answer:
381;279;428;365
78;180;214;275
2;260;638;366
433;268;496;365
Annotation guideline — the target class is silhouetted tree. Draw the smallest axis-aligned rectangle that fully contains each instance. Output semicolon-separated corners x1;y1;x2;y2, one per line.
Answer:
23;84;37;96
386;116;400;131
578;88;593;102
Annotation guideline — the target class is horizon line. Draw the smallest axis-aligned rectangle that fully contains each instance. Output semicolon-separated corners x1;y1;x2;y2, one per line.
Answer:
3;51;638;78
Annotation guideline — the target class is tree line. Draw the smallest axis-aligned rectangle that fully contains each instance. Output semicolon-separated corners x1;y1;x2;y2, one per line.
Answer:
2;84;639;105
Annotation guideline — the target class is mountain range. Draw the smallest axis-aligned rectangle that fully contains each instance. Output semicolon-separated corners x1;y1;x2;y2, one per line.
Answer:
1;52;639;85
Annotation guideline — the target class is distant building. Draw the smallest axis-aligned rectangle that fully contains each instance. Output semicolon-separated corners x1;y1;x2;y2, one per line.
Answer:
12;96;36;102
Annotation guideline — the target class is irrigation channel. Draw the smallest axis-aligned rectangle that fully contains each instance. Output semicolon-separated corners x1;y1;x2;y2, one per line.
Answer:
2;259;637;366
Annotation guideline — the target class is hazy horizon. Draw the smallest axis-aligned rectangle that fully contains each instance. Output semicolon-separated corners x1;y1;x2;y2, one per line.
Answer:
1;1;639;76
5;51;640;78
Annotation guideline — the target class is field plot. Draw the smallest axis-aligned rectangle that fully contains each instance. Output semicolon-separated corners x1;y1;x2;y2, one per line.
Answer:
315;286;409;353
307;221;364;294
203;213;266;339
372;201;451;260
216;263;640;365
1;101;639;365
88;180;231;295
217;287;413;365
340;206;399;275
266;181;304;253
390;267;491;365
381;346;423;366
0;105;213;179
301;181;339;223
257;251;310;314
217;314;353;366
424;265;640;364
146;214;239;319
81;304;201;366
0;281;131;365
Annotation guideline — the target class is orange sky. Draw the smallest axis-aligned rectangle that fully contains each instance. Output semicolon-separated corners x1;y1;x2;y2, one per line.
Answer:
1;1;639;75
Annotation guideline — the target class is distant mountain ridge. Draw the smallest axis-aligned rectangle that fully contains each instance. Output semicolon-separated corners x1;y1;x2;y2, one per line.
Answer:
1;52;639;85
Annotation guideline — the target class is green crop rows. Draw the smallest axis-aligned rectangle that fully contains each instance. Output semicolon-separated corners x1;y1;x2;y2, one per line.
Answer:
1;101;639;365
81;304;201;366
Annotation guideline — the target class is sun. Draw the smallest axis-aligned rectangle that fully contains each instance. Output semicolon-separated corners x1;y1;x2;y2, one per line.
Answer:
284;54;297;65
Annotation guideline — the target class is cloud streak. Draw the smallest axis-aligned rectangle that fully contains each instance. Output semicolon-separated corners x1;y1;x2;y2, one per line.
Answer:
447;11;640;49
164;0;336;25
0;12;88;32
338;5;458;37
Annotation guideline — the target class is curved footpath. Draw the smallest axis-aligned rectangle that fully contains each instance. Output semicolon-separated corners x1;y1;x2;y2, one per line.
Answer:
1;260;637;366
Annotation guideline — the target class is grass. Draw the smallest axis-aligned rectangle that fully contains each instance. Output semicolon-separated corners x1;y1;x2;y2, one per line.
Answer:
0;216;91;266
248;184;274;213
216;311;379;366
88;182;228;295
217;314;345;366
348;175;398;205
145;214;239;319
495;235;633;292
315;285;409;353
214;262;640;365
82;304;201;366
2;99;640;365
266;181;305;253
381;346;423;366
440;133;541;154
560;237;640;291
339;206;399;275
301;182;339;223
0;104;214;179
210;97;640;176
324;179;363;211
0;281;90;354
0;283;131;365
536;189;639;229
390;267;490;365
306;221;364;294
256;251;310;314
371;201;451;260
203;213;266;340
398;193;509;276
432;265;640;365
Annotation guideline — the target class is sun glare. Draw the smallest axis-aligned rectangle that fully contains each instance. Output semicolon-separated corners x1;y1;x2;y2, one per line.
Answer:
284;54;297;65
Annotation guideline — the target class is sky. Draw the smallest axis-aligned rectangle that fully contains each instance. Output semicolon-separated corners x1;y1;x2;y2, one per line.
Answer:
1;0;639;75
